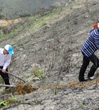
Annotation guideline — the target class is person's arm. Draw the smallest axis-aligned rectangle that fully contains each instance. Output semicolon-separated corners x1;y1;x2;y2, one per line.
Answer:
88;28;94;35
92;30;99;49
2;55;11;72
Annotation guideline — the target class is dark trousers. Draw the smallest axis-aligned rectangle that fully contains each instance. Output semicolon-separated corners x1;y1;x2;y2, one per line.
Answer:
0;66;10;85
79;53;99;80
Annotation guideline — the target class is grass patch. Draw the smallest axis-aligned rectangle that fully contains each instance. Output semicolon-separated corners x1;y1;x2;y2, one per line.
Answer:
0;1;75;39
0;96;24;109
30;6;67;30
33;67;44;79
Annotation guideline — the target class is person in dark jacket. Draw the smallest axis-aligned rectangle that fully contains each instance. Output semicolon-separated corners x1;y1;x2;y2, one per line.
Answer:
79;24;99;82
88;23;98;35
0;44;14;88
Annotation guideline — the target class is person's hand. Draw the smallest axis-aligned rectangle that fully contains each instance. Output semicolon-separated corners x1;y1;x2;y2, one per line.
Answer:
2;69;6;73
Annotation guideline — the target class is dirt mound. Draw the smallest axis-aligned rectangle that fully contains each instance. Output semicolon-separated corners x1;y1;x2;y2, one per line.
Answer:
68;77;99;87
14;82;38;95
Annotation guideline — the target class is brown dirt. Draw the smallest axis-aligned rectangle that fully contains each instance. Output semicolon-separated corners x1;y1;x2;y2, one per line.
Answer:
0;18;22;26
14;77;99;94
0;82;38;109
39;84;67;89
38;76;99;89
68;77;99;87
4;77;99;95
35;77;99;89
14;82;38;95
1;77;99;109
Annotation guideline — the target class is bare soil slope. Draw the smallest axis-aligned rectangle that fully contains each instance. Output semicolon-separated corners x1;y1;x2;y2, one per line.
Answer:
1;0;99;109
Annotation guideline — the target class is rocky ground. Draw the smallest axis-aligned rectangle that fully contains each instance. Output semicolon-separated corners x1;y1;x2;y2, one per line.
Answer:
1;0;99;109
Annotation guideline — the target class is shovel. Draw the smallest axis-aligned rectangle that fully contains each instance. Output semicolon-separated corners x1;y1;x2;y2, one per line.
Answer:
0;84;16;95
0;69;27;95
0;84;15;88
0;68;26;83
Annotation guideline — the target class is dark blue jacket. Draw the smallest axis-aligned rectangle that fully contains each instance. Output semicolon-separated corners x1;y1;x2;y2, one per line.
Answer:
81;28;99;57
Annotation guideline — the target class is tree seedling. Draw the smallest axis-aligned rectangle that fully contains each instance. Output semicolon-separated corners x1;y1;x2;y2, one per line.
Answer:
33;68;44;79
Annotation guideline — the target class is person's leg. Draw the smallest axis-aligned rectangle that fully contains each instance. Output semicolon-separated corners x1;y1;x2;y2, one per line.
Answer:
0;68;10;85
79;55;90;81
88;54;99;78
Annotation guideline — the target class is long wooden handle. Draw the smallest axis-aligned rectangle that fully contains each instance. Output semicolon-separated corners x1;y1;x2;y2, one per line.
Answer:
0;68;26;83
0;84;15;87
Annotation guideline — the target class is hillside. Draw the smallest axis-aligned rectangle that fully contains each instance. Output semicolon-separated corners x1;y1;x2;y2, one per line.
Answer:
0;0;69;19
0;0;99;109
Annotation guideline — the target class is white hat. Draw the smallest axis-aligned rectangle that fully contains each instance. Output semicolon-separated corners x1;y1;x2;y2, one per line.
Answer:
4;44;14;54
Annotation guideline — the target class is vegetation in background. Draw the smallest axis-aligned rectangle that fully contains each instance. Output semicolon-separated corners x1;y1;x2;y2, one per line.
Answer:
0;0;69;19
0;5;67;39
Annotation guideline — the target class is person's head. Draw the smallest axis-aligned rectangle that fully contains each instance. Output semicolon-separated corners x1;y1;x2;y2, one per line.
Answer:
93;24;98;29
3;44;14;55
